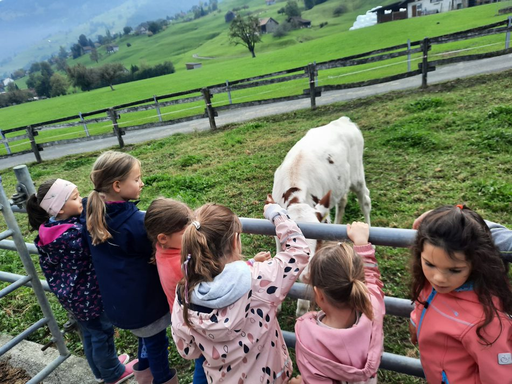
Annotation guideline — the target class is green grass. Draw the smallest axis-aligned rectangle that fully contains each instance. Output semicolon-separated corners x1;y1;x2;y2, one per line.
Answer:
1;0;510;139
1;69;511;383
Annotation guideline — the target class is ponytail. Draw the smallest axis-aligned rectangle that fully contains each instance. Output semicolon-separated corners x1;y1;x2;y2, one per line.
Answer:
86;190;110;245
178;203;242;327
309;242;373;320
25;179;56;231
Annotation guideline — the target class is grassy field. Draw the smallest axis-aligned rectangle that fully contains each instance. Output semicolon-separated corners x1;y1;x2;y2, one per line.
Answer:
1;68;511;383
2;0;511;139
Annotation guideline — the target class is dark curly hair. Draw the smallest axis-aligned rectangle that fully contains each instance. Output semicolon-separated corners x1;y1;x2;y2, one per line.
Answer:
411;205;512;345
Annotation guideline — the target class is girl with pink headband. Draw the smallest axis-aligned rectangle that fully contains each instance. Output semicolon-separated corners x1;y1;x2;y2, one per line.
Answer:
26;178;137;384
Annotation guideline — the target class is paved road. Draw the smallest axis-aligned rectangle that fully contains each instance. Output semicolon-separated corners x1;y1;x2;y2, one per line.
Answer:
1;53;511;171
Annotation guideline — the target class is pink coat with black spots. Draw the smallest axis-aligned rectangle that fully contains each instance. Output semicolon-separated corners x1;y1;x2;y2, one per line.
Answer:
171;214;310;384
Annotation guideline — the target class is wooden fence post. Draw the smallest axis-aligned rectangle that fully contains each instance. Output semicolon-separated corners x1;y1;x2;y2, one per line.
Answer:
26;125;42;163
108;108;124;148
202;88;217;130
0;129;12;155
308;63;317;110
153;95;163;122
421;37;431;89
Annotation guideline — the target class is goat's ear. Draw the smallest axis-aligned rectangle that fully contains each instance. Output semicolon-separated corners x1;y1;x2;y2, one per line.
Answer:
266;194;276;204
319;190;331;208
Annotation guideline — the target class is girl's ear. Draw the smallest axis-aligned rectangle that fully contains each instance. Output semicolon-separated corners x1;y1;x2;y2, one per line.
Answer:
157;233;169;247
313;286;324;305
112;180;121;193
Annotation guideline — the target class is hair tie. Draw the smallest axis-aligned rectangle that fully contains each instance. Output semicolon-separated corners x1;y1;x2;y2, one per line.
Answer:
183;254;192;304
456;204;464;210
191;221;201;230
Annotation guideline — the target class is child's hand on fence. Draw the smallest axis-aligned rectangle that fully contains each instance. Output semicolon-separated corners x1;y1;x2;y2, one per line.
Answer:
412;210;432;230
254;251;271;262
409;321;418;345
347;221;369;246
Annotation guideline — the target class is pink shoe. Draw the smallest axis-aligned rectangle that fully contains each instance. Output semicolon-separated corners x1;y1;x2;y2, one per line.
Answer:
118;353;130;365
107;359;138;384
94;354;131;383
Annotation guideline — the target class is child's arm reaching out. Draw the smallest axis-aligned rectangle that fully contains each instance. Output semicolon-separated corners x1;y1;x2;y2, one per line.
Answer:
347;222;385;311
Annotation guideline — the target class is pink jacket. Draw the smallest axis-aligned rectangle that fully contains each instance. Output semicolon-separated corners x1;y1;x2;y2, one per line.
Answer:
294;244;384;384
410;282;512;384
171;214;310;383
155;244;182;310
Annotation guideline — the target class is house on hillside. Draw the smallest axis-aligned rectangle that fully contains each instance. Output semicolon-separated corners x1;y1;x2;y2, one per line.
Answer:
83;46;94;54
186;63;202;70
259;17;279;33
373;0;470;22
266;0;276;5
288;17;312;28
106;45;120;54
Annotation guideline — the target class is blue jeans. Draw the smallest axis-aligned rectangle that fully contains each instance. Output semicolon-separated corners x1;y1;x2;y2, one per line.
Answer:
193;355;207;384
77;312;125;383
136;329;173;384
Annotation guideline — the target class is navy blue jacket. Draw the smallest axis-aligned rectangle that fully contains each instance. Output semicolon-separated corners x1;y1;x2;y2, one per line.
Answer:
81;198;169;329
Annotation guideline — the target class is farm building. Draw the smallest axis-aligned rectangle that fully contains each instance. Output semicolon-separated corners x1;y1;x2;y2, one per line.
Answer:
373;0;500;23
106;45;120;53
259;17;279;33
186;63;203;70
288;17;312;28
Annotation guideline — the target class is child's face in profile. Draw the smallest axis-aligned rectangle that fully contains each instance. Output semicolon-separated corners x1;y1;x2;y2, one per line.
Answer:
421;242;472;294
58;188;83;220
160;228;186;249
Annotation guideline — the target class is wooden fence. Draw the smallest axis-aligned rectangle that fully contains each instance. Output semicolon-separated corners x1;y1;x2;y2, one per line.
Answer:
1;17;511;163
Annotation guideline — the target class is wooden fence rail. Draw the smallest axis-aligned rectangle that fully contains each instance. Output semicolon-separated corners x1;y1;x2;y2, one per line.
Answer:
1;17;511;163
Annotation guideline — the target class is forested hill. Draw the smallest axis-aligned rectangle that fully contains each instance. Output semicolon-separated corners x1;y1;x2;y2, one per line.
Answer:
0;0;197;73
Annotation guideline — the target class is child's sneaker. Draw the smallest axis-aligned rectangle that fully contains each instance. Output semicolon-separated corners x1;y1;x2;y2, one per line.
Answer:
95;354;131;383
106;359;138;384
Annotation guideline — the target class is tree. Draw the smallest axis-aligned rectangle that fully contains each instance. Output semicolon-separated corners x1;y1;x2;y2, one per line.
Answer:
58;46;68;59
123;26;133;35
26;61;54;97
11;68;26;80
67;64;98;91
90;48;99;63
284;1;301;18
228;14;261;58
78;34;89;47
148;21;162;34
54;57;68;72
304;0;315;10
70;43;83;59
98;63;125;90
49;73;68;97
105;29;113;43
225;11;235;23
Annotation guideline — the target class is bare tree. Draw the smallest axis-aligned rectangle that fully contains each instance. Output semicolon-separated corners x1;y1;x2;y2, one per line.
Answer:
228;14;261;58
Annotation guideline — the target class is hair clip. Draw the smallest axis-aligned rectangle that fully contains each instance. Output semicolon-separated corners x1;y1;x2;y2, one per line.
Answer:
191;221;201;230
183;254;192;304
456;204;464;210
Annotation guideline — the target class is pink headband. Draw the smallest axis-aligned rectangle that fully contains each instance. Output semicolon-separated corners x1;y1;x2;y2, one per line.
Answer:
39;179;77;217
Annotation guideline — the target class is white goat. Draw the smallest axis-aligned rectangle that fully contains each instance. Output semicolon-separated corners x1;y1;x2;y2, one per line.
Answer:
271;116;371;316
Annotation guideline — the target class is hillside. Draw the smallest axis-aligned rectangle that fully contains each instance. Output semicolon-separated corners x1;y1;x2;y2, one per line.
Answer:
0;0;198;76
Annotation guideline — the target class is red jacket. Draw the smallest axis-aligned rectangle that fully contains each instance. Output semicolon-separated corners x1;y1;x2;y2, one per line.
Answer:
155;244;183;310
410;282;512;384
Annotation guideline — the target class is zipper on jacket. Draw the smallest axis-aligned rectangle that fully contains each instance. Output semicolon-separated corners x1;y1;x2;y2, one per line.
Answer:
416;288;436;340
441;370;449;384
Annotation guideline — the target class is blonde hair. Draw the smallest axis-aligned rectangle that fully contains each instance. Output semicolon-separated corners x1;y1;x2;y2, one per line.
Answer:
178;203;242;327
86;151;140;245
307;242;373;320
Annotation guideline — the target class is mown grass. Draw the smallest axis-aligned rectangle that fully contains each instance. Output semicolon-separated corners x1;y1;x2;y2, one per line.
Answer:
1;0;510;139
1;69;511;383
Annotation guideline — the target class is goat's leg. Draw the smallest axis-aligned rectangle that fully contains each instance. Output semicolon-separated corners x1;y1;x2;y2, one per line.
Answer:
334;193;348;224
